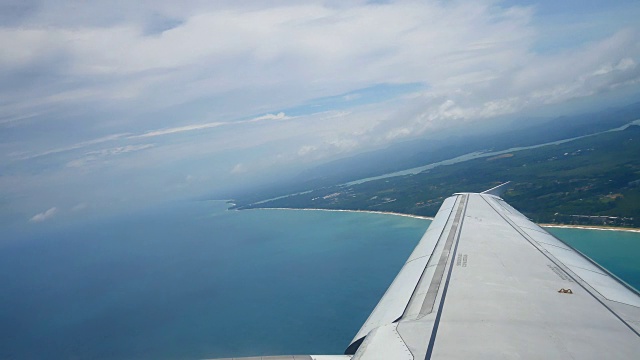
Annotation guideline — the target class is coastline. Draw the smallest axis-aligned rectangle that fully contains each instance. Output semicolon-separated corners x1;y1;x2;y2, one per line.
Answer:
244;207;434;221
540;223;640;233
243;206;640;233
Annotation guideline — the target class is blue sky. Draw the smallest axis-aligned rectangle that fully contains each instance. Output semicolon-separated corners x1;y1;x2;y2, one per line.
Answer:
1;0;640;230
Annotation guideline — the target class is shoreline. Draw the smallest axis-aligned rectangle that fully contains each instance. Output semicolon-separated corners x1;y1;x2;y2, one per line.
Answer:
241;206;640;233
244;207;434;221
540;223;640;233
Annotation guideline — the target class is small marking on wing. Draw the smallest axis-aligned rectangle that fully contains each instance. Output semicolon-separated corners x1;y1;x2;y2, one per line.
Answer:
455;254;468;267
547;264;574;282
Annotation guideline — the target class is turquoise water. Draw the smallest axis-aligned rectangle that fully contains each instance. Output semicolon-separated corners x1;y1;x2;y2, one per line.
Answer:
545;227;640;291
0;202;638;359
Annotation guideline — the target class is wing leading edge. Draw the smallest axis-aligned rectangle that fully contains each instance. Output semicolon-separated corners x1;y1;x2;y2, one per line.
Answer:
347;191;640;359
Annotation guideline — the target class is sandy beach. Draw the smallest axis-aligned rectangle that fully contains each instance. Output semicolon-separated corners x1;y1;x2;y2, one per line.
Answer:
247;207;434;221
247;207;640;233
540;223;640;233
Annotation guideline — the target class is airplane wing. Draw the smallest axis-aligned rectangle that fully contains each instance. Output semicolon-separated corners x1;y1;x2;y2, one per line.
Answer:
346;188;640;359
214;186;640;359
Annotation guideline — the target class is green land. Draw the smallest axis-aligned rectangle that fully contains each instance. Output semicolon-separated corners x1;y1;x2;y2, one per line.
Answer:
234;125;640;228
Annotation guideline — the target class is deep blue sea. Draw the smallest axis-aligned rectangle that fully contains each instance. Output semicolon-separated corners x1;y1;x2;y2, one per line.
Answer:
0;202;428;359
0;202;638;359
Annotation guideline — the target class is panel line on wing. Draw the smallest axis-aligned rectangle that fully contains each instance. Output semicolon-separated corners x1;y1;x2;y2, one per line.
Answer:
519;225;552;235
404;254;434;265
535;241;572;251
568;264;608;276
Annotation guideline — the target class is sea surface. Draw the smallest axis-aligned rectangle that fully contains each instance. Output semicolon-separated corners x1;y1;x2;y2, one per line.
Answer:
545;227;640;290
0;202;638;359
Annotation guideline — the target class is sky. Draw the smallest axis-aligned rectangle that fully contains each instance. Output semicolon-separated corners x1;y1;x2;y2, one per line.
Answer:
1;0;640;230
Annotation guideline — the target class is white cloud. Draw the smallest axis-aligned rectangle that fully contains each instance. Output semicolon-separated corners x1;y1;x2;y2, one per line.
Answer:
248;112;290;122
2;2;637;144
326;138;359;152
6;2;634;134
370;28;640;142
66;144;154;167
0;2;538;116
385;127;412;141
230;163;247;174
29;207;58;222
297;145;317;156
129;113;289;140
17;133;130;160
343;93;362;101
72;203;88;211
92;144;155;156
134;122;225;138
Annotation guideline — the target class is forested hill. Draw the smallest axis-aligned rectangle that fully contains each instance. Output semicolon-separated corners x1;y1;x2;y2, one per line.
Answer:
234;125;640;228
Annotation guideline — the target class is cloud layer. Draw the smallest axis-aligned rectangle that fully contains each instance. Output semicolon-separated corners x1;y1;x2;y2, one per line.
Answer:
1;0;640;225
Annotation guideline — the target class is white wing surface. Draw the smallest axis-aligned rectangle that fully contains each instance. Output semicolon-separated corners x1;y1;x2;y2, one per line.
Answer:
347;191;640;359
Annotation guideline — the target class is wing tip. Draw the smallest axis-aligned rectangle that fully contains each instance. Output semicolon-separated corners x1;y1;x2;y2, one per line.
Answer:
481;181;511;196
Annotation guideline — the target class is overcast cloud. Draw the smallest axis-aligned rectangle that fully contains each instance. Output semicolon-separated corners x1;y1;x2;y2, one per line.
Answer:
1;0;640;227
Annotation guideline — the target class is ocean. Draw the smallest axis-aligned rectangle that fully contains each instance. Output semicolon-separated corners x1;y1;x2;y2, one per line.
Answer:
545;227;640;290
0;201;638;359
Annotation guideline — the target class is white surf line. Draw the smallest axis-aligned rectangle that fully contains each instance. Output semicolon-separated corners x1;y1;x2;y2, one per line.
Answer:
541;224;640;233
247;207;434;221
242;207;638;232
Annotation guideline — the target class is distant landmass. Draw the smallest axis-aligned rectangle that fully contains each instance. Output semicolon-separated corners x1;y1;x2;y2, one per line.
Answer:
297;102;640;186
232;105;640;228
227;101;640;206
